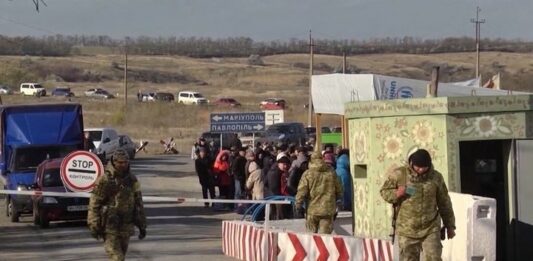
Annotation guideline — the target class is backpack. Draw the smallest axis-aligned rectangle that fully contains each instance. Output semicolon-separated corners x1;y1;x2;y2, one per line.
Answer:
287;161;308;196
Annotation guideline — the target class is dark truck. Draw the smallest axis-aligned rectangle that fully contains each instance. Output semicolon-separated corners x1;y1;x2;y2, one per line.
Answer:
0;104;84;222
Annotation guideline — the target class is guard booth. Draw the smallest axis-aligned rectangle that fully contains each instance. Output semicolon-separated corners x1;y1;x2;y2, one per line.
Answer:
345;95;533;260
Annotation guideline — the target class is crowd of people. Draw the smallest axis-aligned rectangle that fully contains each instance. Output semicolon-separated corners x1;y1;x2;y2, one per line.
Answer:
192;138;353;227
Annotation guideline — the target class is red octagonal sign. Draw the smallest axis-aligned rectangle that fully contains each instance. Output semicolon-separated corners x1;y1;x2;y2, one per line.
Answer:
60;150;104;192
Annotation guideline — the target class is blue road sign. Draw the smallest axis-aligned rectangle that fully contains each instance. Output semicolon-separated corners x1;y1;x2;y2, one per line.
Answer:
210;112;266;133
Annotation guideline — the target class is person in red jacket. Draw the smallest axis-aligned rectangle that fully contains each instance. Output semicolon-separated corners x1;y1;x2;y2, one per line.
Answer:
213;150;232;209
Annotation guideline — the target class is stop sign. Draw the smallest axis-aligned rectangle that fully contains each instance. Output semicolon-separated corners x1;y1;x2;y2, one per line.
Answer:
60;150;104;192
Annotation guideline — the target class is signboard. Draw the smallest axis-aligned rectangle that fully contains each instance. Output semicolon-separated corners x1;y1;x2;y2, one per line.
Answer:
60;150;104;192
210;112;266;133
263;110;284;126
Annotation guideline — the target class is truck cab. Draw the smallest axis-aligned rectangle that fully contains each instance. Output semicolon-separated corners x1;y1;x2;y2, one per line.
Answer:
0;104;84;222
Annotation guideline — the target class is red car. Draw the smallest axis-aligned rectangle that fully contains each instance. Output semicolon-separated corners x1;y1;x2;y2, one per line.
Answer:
31;158;89;228
213;97;241;107
260;98;286;110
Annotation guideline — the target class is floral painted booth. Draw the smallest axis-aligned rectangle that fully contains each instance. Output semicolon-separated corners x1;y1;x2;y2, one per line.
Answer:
345;95;533;258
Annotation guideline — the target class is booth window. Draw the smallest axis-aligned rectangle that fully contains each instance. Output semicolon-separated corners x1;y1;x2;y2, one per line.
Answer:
353;164;367;178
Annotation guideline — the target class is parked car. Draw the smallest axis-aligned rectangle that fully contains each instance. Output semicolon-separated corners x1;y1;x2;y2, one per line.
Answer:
141;92;174;102
260;122;307;145
213;97;241;107
20;83;46;96
85;88;114;99
85;128;119;151
98;135;137;160
31;158;89;228
0;85;13;95
177;91;208;105
260;98;286;110
51;87;74;97
305;126;317;141
154;92;174;102
200;132;239;149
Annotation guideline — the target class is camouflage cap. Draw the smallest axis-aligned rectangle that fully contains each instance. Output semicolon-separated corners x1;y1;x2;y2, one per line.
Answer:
112;149;130;162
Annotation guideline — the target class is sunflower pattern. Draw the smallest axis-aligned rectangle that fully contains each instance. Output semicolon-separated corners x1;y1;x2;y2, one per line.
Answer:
383;134;403;160
412;121;435;146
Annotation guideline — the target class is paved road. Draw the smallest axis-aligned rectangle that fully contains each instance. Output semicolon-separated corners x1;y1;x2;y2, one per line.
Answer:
0;154;238;261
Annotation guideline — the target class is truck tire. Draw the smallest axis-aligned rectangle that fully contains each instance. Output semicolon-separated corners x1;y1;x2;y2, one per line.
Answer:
8;198;20;222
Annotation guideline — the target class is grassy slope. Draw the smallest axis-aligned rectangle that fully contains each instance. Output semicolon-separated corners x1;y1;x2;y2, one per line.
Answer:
1;52;532;152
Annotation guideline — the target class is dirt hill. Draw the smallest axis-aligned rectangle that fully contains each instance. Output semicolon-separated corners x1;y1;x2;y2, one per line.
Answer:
1;52;532;151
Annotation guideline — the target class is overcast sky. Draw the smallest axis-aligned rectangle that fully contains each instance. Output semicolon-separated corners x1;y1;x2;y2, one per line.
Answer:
1;0;532;41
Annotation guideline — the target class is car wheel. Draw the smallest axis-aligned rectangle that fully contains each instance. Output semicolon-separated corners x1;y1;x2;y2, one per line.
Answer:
179;101;184;104
39;209;49;228
8;197;20;223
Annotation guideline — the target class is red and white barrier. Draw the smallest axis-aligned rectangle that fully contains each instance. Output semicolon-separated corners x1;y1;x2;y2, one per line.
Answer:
222;220;391;261
222;221;277;261
362;238;394;261
277;231;362;261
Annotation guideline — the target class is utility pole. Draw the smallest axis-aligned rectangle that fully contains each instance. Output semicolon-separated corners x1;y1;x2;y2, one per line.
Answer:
308;30;314;127
124;40;128;108
470;6;485;79
342;52;347;74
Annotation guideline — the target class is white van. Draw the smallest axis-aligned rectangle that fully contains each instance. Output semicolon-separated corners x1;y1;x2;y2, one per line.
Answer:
177;91;208;105
20;83;46;96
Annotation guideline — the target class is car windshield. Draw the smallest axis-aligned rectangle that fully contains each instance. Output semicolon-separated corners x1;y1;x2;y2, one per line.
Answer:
96;90;109;94
56;88;69;91
87;131;103;141
34;84;43;89
12;145;78;172
42;168;63;187
193;93;204;98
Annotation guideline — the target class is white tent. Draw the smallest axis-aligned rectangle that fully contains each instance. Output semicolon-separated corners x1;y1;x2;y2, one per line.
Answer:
311;74;527;115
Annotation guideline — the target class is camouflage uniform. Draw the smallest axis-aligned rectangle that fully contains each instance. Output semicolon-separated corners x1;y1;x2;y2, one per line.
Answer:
295;151;343;234
380;165;455;261
88;150;147;261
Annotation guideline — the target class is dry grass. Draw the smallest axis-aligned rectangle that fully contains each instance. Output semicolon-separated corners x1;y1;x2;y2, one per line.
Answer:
1;51;533;152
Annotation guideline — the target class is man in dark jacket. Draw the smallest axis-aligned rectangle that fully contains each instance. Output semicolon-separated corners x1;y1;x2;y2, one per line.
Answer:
261;146;275;179
195;148;215;207
288;146;309;196
266;155;291;220
231;147;247;199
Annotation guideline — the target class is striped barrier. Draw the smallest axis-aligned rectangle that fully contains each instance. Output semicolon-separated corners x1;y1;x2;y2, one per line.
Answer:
362;238;394;261
222;220;393;261
222;221;277;261
277;231;362;261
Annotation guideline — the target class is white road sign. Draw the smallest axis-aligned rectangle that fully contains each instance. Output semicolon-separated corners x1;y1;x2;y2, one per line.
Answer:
60;150;104;192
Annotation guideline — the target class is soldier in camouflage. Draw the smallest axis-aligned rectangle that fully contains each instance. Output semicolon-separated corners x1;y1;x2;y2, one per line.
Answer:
295;151;343;234
380;149;455;261
88;149;147;261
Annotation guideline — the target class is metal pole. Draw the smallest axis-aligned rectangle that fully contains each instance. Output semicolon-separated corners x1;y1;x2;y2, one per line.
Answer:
124;40;128;107
342;52;346;74
252;133;255;150
308;30;314;127
470;6;485;79
220;133;223;150
263;203;271;261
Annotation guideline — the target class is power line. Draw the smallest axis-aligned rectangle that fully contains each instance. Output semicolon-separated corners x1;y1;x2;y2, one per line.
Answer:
0;16;57;34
